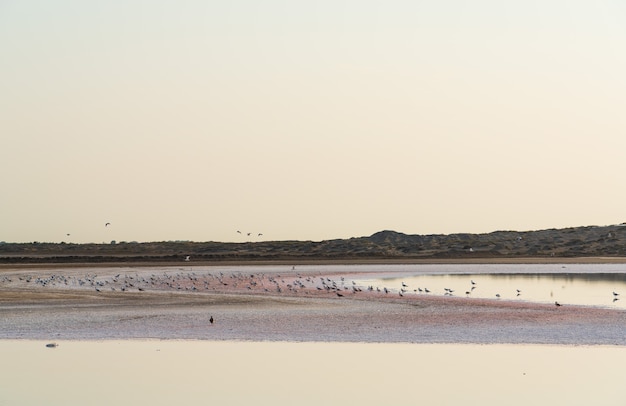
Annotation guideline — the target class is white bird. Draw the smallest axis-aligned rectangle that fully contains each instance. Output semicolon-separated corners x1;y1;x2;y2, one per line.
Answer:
184;256;190;262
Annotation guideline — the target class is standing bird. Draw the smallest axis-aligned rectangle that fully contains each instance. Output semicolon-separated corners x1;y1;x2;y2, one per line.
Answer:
555;301;562;307
209;316;214;324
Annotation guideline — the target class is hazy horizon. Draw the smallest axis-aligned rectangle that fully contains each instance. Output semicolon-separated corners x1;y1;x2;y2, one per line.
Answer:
3;221;625;245
2;1;625;244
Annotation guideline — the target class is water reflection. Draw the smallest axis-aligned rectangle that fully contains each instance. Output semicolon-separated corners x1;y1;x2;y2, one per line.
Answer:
1;340;625;406
355;273;626;308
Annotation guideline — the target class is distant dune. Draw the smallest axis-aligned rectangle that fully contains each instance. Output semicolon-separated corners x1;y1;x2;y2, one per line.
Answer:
1;224;626;265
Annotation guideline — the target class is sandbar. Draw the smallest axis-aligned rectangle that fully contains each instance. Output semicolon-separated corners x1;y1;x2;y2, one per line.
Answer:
1;262;626;344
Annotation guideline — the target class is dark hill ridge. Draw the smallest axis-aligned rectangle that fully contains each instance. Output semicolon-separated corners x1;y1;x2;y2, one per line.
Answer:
1;224;626;264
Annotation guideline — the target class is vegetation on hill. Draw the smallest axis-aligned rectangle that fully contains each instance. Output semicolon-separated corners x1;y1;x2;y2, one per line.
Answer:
1;224;625;264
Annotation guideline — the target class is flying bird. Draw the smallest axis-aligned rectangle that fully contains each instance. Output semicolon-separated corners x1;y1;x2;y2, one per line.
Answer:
105;222;111;227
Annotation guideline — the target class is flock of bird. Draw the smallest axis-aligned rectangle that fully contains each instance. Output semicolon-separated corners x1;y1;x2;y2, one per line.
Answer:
390;278;624;308
236;231;263;237
0;267;623;309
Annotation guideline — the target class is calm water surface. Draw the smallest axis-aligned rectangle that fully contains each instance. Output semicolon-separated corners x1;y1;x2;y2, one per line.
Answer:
339;263;626;308
1;340;625;406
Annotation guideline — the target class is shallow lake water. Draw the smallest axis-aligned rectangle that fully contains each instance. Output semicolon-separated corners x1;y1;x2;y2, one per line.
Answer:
340;263;626;308
1;340;625;406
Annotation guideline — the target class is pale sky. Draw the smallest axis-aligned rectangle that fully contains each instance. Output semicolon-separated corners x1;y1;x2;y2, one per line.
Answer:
1;1;625;244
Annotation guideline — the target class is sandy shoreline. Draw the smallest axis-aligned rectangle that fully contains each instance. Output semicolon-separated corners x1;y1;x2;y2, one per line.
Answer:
2;262;626;344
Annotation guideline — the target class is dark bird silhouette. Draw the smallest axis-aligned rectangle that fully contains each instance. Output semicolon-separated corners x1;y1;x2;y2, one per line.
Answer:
555;301;562;307
105;222;111;227
209;316;214;324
